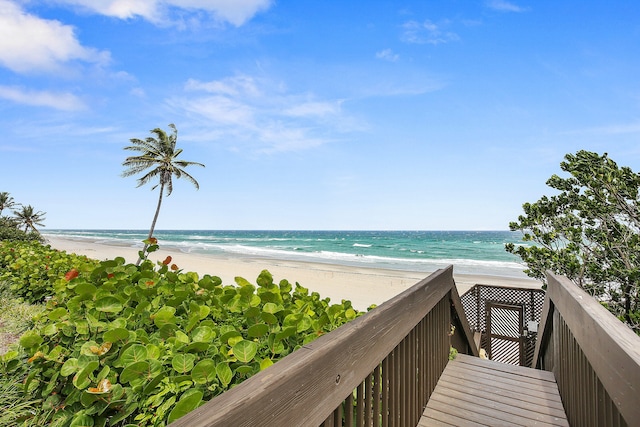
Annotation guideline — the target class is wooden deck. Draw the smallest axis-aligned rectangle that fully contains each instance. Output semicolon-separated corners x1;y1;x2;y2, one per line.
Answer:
420;354;568;427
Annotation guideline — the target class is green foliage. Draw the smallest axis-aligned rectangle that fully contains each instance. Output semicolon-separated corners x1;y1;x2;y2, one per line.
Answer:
506;150;640;333
0;241;99;303
2;241;362;426
0;217;42;242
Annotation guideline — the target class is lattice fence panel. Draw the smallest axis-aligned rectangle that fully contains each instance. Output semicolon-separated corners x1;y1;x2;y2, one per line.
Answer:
460;284;545;366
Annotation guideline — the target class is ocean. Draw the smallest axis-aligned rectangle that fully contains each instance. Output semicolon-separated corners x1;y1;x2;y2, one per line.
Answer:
42;230;531;279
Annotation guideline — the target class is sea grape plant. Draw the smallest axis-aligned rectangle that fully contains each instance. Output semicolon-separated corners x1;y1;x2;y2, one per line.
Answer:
4;240;362;426
0;241;99;303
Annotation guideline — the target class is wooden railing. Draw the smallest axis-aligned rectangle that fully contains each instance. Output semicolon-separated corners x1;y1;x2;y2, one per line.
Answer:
533;272;640;427
169;266;477;427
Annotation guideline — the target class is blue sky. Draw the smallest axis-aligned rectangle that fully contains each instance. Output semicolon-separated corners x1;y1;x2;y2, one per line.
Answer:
1;0;639;230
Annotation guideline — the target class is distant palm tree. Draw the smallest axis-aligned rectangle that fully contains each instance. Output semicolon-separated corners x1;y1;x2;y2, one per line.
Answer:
122;124;205;264
13;205;46;233
0;192;19;217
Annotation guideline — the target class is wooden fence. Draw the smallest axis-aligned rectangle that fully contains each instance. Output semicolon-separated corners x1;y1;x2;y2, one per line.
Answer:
169;266;477;427
533;272;640;427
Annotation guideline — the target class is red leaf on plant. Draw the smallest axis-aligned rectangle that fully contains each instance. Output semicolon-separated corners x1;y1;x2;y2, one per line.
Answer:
162;256;172;265
65;269;79;281
171;264;179;271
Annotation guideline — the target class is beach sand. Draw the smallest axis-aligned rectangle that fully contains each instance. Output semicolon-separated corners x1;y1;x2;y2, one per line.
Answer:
44;236;541;311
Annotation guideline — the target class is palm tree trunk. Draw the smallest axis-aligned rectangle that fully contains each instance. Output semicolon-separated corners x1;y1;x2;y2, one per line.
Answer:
136;184;165;265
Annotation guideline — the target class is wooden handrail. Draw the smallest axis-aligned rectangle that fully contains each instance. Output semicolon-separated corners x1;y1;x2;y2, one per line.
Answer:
169;266;476;427
533;272;640;426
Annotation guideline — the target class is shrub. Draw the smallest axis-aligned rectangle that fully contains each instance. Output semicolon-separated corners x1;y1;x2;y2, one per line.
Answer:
8;243;361;426
0;241;99;303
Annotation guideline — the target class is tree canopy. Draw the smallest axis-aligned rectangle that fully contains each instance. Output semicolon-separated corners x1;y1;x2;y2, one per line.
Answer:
506;150;640;333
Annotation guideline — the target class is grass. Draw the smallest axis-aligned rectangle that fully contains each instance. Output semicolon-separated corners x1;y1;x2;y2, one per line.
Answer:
0;285;46;426
0;286;43;355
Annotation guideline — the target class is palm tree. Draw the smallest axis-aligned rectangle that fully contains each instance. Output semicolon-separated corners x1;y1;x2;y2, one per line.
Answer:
13;205;46;233
122;124;205;264
0;192;19;217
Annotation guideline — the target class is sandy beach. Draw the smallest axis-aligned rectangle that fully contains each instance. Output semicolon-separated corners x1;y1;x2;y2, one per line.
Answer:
44;235;541;311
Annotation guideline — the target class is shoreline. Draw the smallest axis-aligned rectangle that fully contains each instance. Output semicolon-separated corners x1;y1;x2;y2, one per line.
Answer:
43;235;541;311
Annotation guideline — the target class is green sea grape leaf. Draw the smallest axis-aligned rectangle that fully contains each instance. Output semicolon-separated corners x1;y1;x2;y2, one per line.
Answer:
260;358;274;370
60;358;79;376
119;344;148;365
95;296;123;313
297;315;313;333
275;326;297;342
216;362;233;386
167;389;203;424
247;323;269;338
219;330;241;344
48;307;68;320
19;331;43;348
142;373;166;395
234;276;252;287
152;306;176;327
257;270;273;287
261;312;278;324
103;328;130;343
72;360;99;389
191;325;214;342
74;282;97;297
120;361;150;384
43;324;58;336
191;359;216;384
172;353;196;374
345;308;357;320
175;330;190;344
70;414;94;427
184;342;210;353
262;302;281;314
232;340;258;363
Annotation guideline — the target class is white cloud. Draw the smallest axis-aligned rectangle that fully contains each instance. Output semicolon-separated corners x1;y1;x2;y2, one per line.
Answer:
52;0;273;26
485;0;528;13
284;101;342;117
376;48;399;62
170;75;353;153
0;0;109;73
0;85;85;110
185;75;261;97
401;19;459;45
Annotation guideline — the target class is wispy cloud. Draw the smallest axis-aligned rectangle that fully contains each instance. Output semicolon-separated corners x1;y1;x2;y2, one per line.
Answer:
0;85;85;110
0;0;109;74
50;0;273;26
171;74;354;153
401;19;459;45
376;48;399;62
485;0;529;13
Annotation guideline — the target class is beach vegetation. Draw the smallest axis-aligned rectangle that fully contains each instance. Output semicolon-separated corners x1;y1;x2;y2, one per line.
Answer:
0;192;19;216
122;124;205;265
0;192;44;242
12;205;46;234
0;240;362;426
506;150;640;334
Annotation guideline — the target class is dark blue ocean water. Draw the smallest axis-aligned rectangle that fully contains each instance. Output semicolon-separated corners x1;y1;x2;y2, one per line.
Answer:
43;230;530;278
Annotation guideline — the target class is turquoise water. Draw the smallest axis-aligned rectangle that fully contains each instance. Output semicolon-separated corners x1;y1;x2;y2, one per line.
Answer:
43;230;530;278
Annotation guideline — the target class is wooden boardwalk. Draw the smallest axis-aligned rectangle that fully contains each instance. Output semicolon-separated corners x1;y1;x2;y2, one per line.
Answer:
420;354;569;427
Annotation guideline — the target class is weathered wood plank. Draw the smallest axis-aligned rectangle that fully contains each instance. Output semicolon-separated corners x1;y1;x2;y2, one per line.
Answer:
456;353;556;382
432;384;568;426
435;375;567;418
443;363;561;397
422;355;568;427
452;356;559;388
